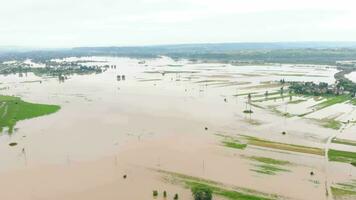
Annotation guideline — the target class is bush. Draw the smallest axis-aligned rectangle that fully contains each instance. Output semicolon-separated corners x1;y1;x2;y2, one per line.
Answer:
163;191;167;198
243;110;253;114
174;193;179;200
191;185;212;200
153;190;158;197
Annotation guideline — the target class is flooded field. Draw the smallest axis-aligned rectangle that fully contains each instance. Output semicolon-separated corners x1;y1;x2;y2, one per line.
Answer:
0;56;355;200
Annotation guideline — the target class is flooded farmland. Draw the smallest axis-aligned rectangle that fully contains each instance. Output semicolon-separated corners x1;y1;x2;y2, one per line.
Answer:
0;56;355;200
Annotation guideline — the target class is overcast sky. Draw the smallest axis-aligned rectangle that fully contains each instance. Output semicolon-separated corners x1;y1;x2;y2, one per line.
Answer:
1;0;356;47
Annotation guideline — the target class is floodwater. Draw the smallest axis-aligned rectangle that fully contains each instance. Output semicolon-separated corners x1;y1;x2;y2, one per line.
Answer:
0;57;355;200
346;71;356;83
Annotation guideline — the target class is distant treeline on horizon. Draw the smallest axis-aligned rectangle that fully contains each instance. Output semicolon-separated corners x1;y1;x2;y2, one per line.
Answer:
2;42;356;65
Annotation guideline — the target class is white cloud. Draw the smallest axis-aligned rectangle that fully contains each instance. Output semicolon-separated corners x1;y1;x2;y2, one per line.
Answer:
0;0;356;47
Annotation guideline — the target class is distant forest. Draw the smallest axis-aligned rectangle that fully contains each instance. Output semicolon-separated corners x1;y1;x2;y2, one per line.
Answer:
2;42;356;65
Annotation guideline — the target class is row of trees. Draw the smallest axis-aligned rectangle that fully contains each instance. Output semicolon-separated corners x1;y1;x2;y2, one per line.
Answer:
289;82;334;96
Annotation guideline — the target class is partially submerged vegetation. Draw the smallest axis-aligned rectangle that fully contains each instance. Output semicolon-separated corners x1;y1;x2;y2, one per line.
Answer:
242;155;291;175
217;134;324;156
328;149;356;165
241;135;324;156
217;134;247;150
158;170;278;200
222;141;247;150
332;138;356;146
331;180;356;199
308;117;343;130
0;95;60;133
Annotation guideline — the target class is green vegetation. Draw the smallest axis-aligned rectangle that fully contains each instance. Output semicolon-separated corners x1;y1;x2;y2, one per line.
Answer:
332;138;356;146
158;170;279;200
186;181;272;200
309;117;343;130
268;106;295;118
331;187;356;199
0;95;60;133
243;110;253;114
153;190;158;197
157;170;281;200
321;119;343;130
331;180;356;199
243;156;291;165
322;118;342;130
289;82;333;96
315;95;352;110
222;141;247;150
174;193;179;200
191;185;212;200
241;135;324;156
242;156;291;175
328;149;356;165
217;134;247;150
250;164;290;175
0;62;103;76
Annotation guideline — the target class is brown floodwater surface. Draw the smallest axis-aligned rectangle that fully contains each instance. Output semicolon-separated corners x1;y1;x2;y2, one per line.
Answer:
0;57;354;200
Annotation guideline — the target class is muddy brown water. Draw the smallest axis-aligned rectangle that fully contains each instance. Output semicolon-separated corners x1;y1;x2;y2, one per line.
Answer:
0;57;354;200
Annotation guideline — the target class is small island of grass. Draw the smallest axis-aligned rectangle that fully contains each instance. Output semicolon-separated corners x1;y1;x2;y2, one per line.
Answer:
0;95;60;134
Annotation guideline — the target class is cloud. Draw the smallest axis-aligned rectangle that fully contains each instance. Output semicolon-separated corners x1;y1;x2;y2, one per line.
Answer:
0;0;356;47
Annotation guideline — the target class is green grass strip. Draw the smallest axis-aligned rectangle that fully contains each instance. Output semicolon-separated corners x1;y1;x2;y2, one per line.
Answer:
0;95;60;133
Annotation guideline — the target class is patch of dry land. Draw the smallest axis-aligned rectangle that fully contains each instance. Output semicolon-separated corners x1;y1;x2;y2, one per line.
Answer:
0;56;355;200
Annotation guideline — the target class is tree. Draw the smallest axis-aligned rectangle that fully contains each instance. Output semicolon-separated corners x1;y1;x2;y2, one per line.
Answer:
191;186;212;200
265;91;269;100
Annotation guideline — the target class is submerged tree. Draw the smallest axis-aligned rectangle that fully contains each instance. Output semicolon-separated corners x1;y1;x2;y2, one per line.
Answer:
265;90;269;100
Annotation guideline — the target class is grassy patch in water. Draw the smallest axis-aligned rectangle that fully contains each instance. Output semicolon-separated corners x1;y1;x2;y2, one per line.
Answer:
314;95;351;110
222;141;247;150
157;170;278;200
217;134;248;150
250;164;290;175
332;138;356;146
331;187;356;199
268;106;295;118
244;156;291;165
0;95;60;133
321;118;343;130
331;180;356;199
308;117;343;130
241;135;324;156
242;155;291;175
328;149;356;165
186;181;272;200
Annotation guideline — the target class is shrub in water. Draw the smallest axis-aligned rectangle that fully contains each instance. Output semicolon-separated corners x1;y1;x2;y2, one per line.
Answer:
153;190;158;197
163;191;167;198
191;185;212;200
